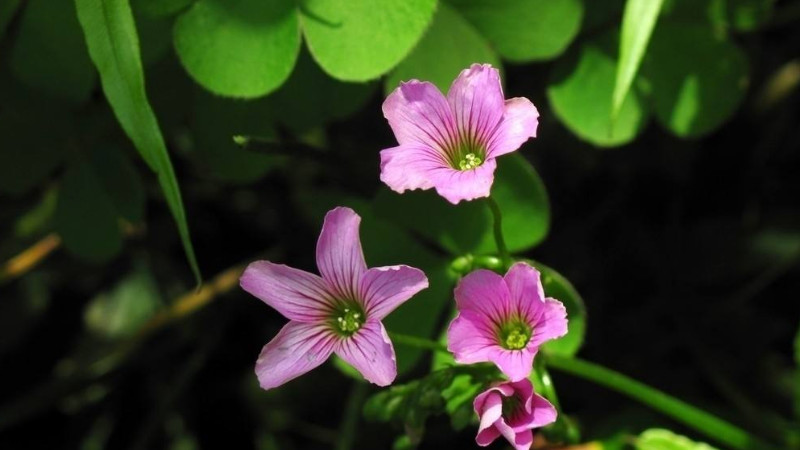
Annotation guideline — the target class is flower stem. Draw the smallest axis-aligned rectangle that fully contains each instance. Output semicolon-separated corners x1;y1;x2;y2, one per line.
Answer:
486;197;512;269
544;354;778;450
388;332;449;353
335;382;368;450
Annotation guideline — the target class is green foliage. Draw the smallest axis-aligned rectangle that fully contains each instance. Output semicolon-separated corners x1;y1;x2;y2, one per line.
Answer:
448;0;583;62
613;0;665;119
300;0;437;81
548;31;650;147
133;0;194;18
90;147;146;224
636;429;718;450
173;0;301;98
0;272;49;356
385;3;500;94
9;0;96;103
55;158;123;263
529;261;587;358
663;0;774;32
641;22;748;138
75;0;201;282
0;0;20;38
374;154;550;255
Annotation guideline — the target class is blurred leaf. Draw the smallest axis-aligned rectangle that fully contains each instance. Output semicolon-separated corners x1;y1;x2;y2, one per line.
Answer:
636;429;718;450
583;0;625;32
136;12;172;66
174;0;300;98
300;0;437;81
268;50;377;133
84;262;162;339
133;0;194;18
529;260;587;357
722;0;774;31
9;0;96;103
75;0;201;282
0;272;50;356
641;22;748;138
14;188;58;238
662;0;773;32
374;153;550;256
548;31;649;147
613;0;665;119
191;90;280;183
447;0;583;62
55;159;123;263
385;3;500;94
90;147;146;224
0;0;20;38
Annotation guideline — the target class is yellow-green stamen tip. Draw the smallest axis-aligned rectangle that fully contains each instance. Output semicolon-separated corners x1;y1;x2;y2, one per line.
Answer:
499;322;531;350
458;153;482;170
336;308;363;334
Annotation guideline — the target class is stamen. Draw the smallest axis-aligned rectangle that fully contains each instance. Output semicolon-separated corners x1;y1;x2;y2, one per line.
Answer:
498;321;532;350
335;307;364;335
458;152;483;170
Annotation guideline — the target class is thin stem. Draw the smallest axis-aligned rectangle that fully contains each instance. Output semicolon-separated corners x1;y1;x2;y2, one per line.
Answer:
388;332;449;354
486;197;512;269
545;354;778;450
335;382;368;450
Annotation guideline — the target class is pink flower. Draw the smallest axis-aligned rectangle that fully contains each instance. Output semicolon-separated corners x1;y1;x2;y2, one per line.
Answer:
240;207;429;390
380;63;539;204
474;378;557;450
447;262;568;381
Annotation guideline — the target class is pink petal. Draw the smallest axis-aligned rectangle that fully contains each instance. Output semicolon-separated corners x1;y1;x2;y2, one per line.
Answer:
335;321;396;386
382;80;457;151
360;265;429;321
489;347;536;382
504;262;546;324
316;207;367;301
447;64;505;149
475;425;501;447
240;261;334;322
254;321;336;390
379;143;448;194
529;298;569;348
487;97;539;159
511;429;534;450
529;393;558;428
447;310;498;364
429;157;497;204
475;391;503;442
454;269;511;324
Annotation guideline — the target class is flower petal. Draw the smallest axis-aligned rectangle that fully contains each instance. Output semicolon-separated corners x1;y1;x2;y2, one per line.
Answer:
335;321;396;386
529;298;569;348
487;97;539;159
504;262;546;324
511;429;534;450
240;261;334;322
383;80;457;151
430;157;497;204
447;64;505;148
316;207;367;300
475;425;501;447
360;265;429;321
255;321;336;390
454;269;511;324
447;310;498;364
529;393;558;428
489;347;535;382
379;143;448;194
475;391;503;442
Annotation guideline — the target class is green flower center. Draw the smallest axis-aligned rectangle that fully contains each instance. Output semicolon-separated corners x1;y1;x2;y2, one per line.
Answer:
458;152;483;170
502;393;522;417
333;305;365;337
498;321;532;350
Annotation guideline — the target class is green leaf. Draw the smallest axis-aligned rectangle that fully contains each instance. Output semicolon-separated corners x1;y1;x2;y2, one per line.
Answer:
14;188;58;238
385;3;500;94
132;0;194;18
173;0;300;98
9;0;96;103
662;0;773;32
636;429;718;450
300;0;437;81
0;0;20;38
0;272;50;356
267;50;377;133
641;22;748;138
84;262;162;339
55;159;123;263
612;0;665;119
527;260;587;357
548;31;649;147
191;90;280;183
89;147;146;224
722;0;774;31
447;0;583;62
374;153;550;256
75;0;201;282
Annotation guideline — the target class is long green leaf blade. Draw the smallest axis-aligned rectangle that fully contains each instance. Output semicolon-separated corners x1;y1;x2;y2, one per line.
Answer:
612;0;665;119
74;0;201;283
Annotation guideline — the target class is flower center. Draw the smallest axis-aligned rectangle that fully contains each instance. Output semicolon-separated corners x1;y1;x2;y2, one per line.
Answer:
498;321;532;350
458;152;483;170
333;305;365;337
501;393;523;417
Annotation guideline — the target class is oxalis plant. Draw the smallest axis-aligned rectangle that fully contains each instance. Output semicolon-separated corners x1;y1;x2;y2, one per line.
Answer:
238;65;778;450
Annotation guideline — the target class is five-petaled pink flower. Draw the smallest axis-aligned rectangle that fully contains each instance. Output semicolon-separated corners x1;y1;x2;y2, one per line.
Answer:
380;63;539;204
240;207;429;390
447;262;568;381
474;378;557;450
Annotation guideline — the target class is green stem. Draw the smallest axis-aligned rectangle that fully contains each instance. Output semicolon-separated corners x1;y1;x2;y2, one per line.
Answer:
486;197;512;269
388;332;448;353
545;354;777;450
335;382;368;450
